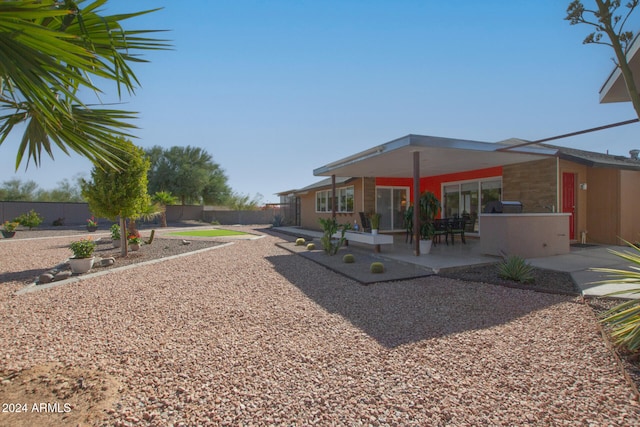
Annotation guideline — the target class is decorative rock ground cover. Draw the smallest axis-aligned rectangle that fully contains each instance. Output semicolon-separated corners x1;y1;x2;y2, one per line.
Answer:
0;226;639;426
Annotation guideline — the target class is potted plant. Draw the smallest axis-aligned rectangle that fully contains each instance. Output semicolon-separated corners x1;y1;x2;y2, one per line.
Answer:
2;221;18;238
86;216;98;232
403;205;414;244
110;224;121;248
369;212;381;235
128;231;142;251
418;191;441;254
68;238;97;274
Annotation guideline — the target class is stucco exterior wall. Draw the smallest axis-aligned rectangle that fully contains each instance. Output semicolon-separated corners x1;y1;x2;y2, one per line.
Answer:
479;213;570;258
619;169;640;244
502;158;557;213
586;168;620;245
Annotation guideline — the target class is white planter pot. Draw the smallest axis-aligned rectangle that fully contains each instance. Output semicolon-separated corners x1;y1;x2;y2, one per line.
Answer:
371;229;378;235
129;243;140;251
112;239;121;248
68;257;95;274
419;239;433;255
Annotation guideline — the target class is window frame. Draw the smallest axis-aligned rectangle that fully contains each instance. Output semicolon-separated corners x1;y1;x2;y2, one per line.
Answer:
315;185;354;213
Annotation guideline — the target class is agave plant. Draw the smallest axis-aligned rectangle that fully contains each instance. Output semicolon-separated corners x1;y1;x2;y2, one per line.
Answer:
592;242;640;353
497;255;534;283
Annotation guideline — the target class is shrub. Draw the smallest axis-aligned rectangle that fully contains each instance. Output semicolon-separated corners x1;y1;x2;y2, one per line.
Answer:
592;242;640;352
306;243;316;250
14;209;43;230
343;254;355;263
318;217;351;255
370;262;384;274
497;255;534;283
110;224;121;240
128;230;141;245
69;238;96;259
2;221;18;232
295;238;306;246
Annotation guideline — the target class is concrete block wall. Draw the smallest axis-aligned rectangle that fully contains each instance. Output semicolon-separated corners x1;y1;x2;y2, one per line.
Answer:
1;202;278;227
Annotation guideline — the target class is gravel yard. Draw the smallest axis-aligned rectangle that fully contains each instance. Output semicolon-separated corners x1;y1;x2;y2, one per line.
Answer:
1;226;639;426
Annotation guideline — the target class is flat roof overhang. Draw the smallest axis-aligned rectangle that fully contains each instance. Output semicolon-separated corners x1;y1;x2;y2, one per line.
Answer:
313;134;557;178
599;35;640;103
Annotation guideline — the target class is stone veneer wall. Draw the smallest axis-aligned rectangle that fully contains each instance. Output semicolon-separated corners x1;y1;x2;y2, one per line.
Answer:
502;158;557;213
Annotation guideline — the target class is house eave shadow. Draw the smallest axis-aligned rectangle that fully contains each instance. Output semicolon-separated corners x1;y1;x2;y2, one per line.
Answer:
266;249;573;349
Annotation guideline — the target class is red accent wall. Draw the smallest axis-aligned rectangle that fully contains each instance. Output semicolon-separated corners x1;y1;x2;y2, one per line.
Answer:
376;166;503;204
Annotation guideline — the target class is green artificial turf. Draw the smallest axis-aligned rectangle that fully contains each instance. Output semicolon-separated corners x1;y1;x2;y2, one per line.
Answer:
168;229;249;237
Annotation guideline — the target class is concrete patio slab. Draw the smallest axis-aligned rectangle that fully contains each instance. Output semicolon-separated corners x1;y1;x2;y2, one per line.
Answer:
273;227;640;299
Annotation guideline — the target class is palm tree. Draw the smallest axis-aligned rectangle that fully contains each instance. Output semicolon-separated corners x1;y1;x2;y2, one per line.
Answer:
0;0;169;170
151;191;178;227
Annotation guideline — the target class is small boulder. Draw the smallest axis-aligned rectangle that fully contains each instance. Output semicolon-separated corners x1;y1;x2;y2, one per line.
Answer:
99;257;115;267
181;240;191;245
38;273;55;284
53;271;73;281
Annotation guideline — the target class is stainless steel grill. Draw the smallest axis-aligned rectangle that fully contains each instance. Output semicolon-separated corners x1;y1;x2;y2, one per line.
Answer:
483;200;523;214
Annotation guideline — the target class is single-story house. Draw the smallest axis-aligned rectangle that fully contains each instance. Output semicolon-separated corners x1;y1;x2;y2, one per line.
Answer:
280;35;640;251
279;134;640;246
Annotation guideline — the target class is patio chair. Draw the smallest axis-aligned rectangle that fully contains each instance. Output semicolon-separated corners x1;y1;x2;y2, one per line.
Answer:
432;218;449;246
359;212;371;232
449;218;466;245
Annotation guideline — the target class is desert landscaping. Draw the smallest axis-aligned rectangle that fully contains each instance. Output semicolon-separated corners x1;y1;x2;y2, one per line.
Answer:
0;225;638;426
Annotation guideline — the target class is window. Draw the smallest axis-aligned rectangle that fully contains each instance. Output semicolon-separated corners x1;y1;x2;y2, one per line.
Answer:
316;186;354;213
441;178;502;233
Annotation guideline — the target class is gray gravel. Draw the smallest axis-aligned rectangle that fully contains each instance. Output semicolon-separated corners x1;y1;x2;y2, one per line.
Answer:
1;226;639;425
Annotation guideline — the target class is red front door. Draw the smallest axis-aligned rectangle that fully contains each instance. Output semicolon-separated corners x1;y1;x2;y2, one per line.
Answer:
562;172;576;240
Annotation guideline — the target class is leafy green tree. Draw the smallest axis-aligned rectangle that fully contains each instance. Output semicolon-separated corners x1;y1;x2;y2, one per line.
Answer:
0;178;38;200
151;191;178;227
203;171;233;205
224;192;264;211
566;0;640;118
146;145;232;205
81;138;151;256
36;177;84;202
0;0;169;170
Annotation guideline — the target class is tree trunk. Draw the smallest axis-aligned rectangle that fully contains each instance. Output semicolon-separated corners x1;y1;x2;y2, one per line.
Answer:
120;217;128;257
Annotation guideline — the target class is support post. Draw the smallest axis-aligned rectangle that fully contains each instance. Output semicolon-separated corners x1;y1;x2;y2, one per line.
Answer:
331;174;336;219
413;151;420;256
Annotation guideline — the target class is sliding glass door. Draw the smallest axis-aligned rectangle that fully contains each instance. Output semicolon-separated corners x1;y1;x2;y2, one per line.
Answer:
442;178;501;233
376;187;409;231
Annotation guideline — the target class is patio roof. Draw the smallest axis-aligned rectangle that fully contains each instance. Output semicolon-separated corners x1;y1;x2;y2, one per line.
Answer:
600;34;640;103
313;134;557;178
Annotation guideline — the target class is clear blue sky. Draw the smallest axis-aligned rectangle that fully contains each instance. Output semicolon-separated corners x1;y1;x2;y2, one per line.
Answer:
2;0;640;203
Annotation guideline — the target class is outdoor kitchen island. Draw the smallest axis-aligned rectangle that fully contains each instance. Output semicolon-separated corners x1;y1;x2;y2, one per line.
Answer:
479;213;571;258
